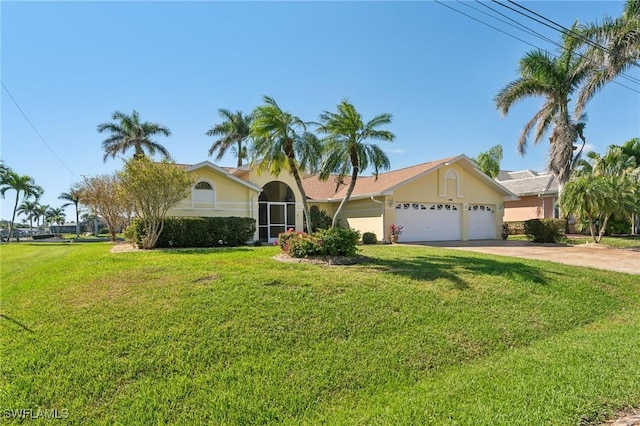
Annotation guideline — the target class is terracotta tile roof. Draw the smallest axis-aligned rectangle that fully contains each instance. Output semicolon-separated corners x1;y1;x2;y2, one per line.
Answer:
303;156;456;200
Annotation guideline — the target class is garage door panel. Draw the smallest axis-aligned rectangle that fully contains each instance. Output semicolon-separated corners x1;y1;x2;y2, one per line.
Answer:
468;204;495;240
395;203;461;241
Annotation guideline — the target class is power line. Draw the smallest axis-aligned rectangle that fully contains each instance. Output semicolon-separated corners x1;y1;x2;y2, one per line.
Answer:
472;0;640;87
433;1;640;95
1;81;80;180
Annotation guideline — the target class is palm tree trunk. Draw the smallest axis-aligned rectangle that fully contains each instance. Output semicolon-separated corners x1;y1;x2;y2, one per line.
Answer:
237;141;243;168
331;168;358;228
287;158;313;234
75;203;80;239
8;192;19;243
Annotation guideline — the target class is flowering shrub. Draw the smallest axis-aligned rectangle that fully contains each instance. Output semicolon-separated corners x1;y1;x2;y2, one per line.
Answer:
276;227;360;257
390;224;404;236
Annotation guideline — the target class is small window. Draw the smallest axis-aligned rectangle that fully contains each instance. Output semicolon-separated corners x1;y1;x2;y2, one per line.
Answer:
195;182;213;190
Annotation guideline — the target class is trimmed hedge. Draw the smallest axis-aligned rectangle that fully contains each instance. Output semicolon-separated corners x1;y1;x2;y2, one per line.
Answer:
523;219;565;243
362;232;377;245
128;216;256;248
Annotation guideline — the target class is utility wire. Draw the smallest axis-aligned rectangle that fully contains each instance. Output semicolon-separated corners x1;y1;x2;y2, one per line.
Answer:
500;0;640;69
470;0;640;87
1;81;80;180
433;1;640;95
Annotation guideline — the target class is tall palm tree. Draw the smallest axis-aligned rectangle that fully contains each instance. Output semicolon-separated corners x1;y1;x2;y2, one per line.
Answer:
317;99;395;228
17;200;39;235
494;27;592;202
577;0;640;114
206;109;253;167
250;96;321;234
97;110;172;162
0;171;43;242
59;187;82;238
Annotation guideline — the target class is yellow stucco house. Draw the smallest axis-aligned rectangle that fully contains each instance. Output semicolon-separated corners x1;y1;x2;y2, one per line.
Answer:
168;155;518;244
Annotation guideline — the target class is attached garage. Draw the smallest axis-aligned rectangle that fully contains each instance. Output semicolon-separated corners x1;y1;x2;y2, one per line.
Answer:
395;203;461;241
467;204;495;240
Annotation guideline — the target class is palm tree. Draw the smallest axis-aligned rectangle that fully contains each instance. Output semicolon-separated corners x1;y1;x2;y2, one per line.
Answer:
475;144;503;178
206;109;253;167
17;200;39;235
47;207;66;232
97;110;172;162
577;0;640;114
494;28;592;203
250;96;322;234
563;144;639;242
317;99;395;228
59;187;82;238
33;204;48;234
0;171;43;242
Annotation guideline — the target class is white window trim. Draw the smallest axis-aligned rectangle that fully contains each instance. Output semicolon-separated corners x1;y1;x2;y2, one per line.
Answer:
191;179;216;209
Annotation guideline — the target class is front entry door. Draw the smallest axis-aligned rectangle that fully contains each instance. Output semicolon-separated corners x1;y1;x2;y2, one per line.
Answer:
268;202;287;243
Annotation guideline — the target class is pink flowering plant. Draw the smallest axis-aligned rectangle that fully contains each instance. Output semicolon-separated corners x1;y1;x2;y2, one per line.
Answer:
390;224;404;236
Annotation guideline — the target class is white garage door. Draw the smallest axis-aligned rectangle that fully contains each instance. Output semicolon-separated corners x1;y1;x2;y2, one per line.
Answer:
468;205;495;240
394;203;461;241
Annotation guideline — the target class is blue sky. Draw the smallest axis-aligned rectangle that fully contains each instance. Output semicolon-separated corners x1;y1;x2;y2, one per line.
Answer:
2;1;638;221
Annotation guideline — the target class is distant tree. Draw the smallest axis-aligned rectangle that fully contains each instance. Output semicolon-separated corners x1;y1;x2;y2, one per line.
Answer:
317;99;395;228
206;109;253;168
0;171;43;242
475;144;503;178
33;204;48;233
47;207;66;229
250;96;322;234
59;187;83;238
494;26;592;205
119;156;195;249
17;200;39;234
77;174;129;242
97;110;172;162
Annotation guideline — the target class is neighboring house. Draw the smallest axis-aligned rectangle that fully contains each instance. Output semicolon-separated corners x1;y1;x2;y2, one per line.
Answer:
168;155;518;243
496;170;558;221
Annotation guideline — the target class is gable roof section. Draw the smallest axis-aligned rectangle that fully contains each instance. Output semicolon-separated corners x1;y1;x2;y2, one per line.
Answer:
184;161;262;192
496;170;557;197
304;155;518;201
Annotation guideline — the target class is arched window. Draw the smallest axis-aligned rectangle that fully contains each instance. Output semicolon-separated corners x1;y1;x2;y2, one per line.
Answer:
192;180;215;208
444;169;461;198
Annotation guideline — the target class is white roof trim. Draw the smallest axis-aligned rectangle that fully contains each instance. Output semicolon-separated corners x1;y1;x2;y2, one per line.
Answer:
186;161;262;192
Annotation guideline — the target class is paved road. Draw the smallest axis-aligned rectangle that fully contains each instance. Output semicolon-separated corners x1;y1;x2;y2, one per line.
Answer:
414;240;640;275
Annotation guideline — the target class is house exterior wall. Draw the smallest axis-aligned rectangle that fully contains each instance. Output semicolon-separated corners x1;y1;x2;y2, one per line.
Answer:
503;195;555;221
335;197;384;240
169;167;257;218
388;164;505;241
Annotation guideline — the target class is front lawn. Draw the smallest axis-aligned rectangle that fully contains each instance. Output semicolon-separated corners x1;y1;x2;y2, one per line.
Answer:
1;243;639;425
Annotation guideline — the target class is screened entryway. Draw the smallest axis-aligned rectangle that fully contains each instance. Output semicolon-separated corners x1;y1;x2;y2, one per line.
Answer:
259;181;296;243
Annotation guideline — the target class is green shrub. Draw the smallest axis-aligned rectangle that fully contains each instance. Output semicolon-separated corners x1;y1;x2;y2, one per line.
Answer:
315;227;360;256
503;221;525;235
362;232;377;245
288;233;321;257
129;216;256;248
309;206;332;231
523;219;565;243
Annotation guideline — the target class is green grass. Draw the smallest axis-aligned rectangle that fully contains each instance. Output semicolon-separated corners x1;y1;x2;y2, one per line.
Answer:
1;243;639;425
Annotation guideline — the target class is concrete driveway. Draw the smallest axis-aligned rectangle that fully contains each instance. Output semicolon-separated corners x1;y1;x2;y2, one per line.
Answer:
415;240;640;275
